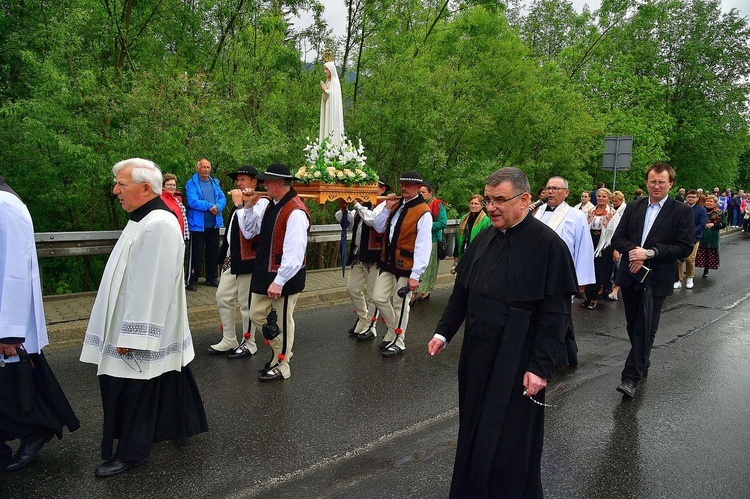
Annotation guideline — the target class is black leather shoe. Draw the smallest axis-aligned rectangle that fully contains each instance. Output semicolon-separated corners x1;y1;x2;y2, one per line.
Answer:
94;456;148;478
186;284;198;292
381;345;404;357
356;330;376;342
258;367;284;382
227;345;253;359
377;341;389;350
205;280;220;287
207;346;233;355
4;433;53;472
616;380;637;398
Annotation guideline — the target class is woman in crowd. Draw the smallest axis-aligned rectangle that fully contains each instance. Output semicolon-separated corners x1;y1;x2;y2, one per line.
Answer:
451;193;491;274
160;173;189;241
744;198;750;233
595;190;627;301
582;188;615;309
413;182;447;302
573;191;595;213
696;194;726;278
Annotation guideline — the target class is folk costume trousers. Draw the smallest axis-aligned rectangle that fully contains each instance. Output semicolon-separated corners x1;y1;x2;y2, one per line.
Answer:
346;261;379;334
214;268;255;352
249;292;300;379
372;271;411;350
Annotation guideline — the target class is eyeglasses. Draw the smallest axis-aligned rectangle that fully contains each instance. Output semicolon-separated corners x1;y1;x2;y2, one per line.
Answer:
482;192;524;208
164;183;177;188
120;352;142;373
648;180;669;187
544;186;566;192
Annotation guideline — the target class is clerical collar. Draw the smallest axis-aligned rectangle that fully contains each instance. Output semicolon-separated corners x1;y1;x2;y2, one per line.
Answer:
130;196;170;222
545;205;557;212
496;211;531;235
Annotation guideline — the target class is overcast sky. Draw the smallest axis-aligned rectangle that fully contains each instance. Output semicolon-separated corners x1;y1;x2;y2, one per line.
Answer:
294;0;749;43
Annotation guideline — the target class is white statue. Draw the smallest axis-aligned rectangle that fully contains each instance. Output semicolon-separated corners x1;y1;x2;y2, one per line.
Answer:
319;60;344;146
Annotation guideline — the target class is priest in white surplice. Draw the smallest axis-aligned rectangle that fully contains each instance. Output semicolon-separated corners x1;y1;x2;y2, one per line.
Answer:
1;176;79;472
80;158;208;478
535;176;595;366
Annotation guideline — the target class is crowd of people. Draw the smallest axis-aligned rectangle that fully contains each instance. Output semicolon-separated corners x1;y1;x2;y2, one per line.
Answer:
1;158;743;497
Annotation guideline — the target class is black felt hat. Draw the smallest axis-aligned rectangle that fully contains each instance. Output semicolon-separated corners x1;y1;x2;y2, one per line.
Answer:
378;176;391;192
256;163;293;181
227;165;259;180
397;170;425;184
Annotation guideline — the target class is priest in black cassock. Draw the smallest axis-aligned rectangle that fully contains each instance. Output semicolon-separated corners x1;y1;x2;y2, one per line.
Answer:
80;159;208;477
1;176;79;472
427;167;578;498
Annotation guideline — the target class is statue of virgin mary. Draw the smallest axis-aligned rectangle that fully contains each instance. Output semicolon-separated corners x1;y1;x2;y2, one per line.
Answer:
319;60;344;146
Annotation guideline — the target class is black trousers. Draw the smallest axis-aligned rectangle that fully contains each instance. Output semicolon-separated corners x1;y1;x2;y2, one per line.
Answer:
620;287;667;383
0;352;79;460
189;228;220;284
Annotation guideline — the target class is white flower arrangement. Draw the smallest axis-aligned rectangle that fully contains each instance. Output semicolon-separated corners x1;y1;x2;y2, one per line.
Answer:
294;136;378;186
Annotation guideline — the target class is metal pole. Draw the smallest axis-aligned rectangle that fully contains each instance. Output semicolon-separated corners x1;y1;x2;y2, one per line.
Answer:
612;137;620;192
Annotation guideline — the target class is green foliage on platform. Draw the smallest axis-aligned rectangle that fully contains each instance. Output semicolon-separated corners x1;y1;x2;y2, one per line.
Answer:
1;0;748;293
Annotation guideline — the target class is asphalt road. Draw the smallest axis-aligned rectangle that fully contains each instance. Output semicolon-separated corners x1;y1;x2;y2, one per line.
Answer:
3;232;750;498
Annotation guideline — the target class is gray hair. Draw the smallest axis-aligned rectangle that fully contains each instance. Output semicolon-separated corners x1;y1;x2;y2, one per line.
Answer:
548;176;569;189
486;167;530;195
113;158;163;195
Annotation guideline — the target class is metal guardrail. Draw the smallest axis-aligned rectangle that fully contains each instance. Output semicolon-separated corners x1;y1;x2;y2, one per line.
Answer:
35;220;461;257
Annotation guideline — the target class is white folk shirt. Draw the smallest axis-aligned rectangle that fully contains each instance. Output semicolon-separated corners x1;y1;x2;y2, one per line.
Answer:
335;201;386;254
0;191;48;363
80;209;195;379
373;196;432;280
229;197;269;258
240;195;309;288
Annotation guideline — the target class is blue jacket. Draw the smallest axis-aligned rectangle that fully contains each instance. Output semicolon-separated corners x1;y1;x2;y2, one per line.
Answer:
185;173;226;231
691;203;707;240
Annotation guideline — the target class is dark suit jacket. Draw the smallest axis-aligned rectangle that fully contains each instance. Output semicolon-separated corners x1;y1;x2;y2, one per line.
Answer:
612;196;695;296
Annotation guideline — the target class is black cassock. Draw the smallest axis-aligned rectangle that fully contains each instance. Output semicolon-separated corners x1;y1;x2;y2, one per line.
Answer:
435;214;577;499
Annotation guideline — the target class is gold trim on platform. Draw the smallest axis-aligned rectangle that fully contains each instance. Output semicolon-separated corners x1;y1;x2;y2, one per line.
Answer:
294;182;380;205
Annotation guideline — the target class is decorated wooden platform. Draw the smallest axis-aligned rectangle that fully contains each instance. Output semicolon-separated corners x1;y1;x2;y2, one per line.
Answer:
294;181;381;204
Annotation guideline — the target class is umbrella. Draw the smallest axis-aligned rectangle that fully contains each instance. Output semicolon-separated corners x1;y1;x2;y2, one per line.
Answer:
634;273;654;379
339;205;350;277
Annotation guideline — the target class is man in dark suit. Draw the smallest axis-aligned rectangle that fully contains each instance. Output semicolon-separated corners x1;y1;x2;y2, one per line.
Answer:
611;162;695;398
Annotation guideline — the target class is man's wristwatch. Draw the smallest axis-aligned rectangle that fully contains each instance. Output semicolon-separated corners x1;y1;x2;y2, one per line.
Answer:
646;249;655;259
235;202;244;209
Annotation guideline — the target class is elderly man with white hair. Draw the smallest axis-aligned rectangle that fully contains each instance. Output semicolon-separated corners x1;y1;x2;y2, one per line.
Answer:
81;158;208;478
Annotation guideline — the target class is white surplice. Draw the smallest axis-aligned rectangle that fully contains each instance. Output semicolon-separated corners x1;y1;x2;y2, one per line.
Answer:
535;201;595;287
80;209;195;379
0;191;48;362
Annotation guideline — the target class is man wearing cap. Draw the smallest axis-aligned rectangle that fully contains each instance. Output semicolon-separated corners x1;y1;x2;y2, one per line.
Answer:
185;157;227;291
372;170;433;357
534;176;595;366
208;166;268;358
240;164;311;381
336;177;390;341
